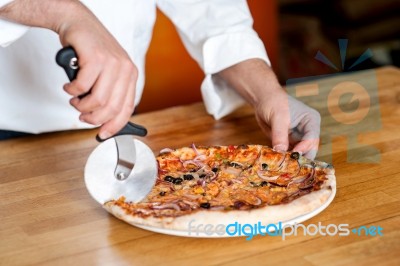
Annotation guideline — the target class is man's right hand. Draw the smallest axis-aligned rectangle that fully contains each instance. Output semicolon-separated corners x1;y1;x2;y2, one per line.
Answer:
0;0;138;139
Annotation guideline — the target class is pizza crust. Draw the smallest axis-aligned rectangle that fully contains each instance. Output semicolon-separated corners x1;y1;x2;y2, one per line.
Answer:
104;173;336;234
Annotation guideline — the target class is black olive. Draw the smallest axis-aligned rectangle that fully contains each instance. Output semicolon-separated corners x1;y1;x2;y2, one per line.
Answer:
250;181;258;187
159;191;166;196
260;181;268;187
229;162;241;168
237;144;249;149
233;201;245;209
183;174;194;180
199;174;207;178
290;152;300;160
164;176;174;182
200;202;211;209
212;167;219;173
202;193;206;196
189;168;197;172
173;177;183;185
261;163;268;170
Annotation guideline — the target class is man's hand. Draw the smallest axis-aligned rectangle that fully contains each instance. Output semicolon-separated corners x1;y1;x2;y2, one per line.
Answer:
218;59;321;159
0;0;137;139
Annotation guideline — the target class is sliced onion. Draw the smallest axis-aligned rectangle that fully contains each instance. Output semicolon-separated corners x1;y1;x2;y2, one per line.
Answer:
152;203;181;211
299;174;316;189
230;161;244;168
252;197;262;206
156;181;175;191
209;172;218;181
194;154;207;161
196;179;207;187
288;175;308;185
224;167;242;176
231;179;243;184
160;148;174;154
182;200;199;207
183;194;202;200
182;159;203;168
191;143;200;155
276;154;287;170
257;170;280;181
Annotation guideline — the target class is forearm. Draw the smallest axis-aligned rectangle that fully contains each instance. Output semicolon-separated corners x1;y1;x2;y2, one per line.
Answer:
217;59;284;107
0;0;89;33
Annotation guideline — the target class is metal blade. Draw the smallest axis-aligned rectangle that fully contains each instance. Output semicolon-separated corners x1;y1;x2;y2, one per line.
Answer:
84;137;157;204
114;136;136;181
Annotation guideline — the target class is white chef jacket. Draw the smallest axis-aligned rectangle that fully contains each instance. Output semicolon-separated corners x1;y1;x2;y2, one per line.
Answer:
0;0;269;134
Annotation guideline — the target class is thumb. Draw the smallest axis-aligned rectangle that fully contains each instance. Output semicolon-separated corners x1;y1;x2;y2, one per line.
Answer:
271;114;289;152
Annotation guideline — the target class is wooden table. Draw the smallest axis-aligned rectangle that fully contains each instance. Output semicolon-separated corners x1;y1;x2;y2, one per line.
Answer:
1;67;399;265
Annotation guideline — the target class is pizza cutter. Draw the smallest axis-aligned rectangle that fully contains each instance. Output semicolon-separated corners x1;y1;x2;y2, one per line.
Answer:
56;47;158;203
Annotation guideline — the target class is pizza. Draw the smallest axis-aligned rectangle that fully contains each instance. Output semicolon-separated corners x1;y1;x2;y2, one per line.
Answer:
104;144;335;231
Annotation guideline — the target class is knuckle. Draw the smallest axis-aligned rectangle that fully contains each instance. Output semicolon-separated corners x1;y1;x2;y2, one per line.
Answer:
108;103;121;116
86;115;101;126
94;50;106;64
107;56;119;67
122;59;138;77
74;80;89;94
92;95;107;107
126;100;135;112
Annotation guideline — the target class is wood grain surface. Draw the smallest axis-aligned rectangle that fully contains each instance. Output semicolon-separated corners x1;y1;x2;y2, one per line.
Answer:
0;67;399;266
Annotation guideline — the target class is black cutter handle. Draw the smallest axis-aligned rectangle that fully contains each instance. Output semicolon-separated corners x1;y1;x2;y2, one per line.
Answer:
56;46;147;141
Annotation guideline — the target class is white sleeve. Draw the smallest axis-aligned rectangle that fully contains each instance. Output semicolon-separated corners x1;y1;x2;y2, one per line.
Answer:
0;0;30;47
156;0;270;119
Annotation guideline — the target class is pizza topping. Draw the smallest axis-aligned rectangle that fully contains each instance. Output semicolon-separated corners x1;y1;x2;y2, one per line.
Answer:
298;173;315;189
261;163;268;170
172;178;183;185
290;152;300;160
200;202;211;209
152;203;181;211
199;173;207;178
257;170;280;182
211;167;219;173
164;176;175;182
107;144;334;218
183;174;194;180
229;161;243;168
160;148;175;154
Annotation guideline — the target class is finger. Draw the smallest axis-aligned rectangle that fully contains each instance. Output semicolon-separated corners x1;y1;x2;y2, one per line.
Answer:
293;138;319;159
289;128;303;145
63;62;101;97
270;113;290;152
81;59;136;125
293;124;320;159
97;75;136;139
79;66;132;126
73;66;118;114
255;114;273;147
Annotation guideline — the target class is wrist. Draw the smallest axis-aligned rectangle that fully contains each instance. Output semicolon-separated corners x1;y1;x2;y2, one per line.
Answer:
0;0;86;34
218;58;284;107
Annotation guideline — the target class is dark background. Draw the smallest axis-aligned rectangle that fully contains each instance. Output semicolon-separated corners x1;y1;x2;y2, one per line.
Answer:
137;0;400;113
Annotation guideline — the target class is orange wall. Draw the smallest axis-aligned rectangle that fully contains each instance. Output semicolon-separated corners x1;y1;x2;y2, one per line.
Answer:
136;1;278;113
